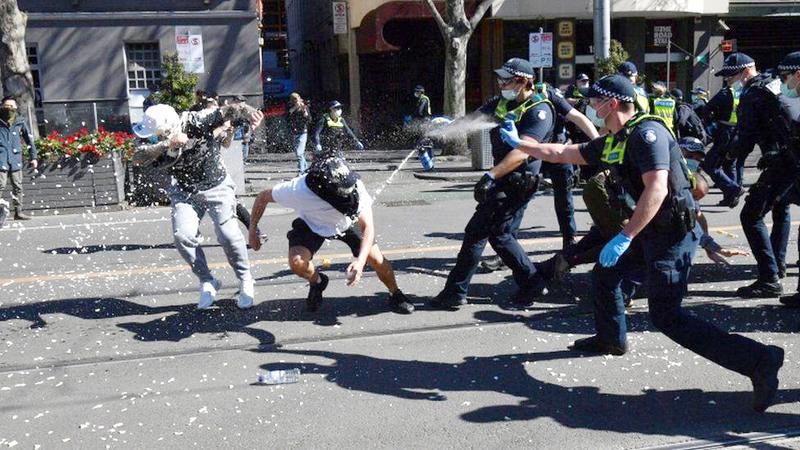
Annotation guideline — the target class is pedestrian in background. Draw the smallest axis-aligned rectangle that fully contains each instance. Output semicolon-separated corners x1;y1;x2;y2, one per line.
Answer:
287;93;311;174
0;95;38;221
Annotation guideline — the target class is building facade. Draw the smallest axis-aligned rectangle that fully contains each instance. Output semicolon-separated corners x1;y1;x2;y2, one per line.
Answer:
19;0;262;135
311;0;800;146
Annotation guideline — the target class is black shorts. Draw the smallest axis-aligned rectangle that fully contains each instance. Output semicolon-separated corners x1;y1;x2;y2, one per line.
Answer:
287;218;364;258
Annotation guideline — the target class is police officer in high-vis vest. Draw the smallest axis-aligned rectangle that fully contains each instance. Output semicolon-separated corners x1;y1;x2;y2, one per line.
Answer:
313;100;364;157
500;74;784;414
565;73;590;106
413;85;432;120
430;58;555;309
701;54;750;207
733;52;800;299
619;61;650;114
649;82;677;133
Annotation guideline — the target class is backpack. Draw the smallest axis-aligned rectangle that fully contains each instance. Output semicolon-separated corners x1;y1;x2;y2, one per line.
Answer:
582;170;632;238
675;103;708;144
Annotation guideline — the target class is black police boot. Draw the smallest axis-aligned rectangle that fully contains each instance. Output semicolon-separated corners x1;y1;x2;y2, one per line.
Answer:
562;236;576;252
751;345;784;413
478;255;506;273
569;335;627;356
736;280;782;298
510;279;548;307
778;262;787;279
389;290;414;314
306;273;329;312
429;290;467;310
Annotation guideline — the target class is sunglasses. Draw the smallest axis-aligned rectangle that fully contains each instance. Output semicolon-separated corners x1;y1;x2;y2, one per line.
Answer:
496;77;516;87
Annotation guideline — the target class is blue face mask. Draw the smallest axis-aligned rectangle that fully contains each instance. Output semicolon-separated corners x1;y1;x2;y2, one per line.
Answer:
781;81;800;98
686;158;701;172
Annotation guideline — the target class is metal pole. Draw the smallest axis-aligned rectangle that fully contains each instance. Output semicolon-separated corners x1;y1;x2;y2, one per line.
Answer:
593;0;611;62
666;38;671;90
27;104;33;130
538;27;544;82
92;102;99;131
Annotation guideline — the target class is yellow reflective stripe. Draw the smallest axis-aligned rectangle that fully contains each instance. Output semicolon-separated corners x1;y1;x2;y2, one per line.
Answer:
420;95;431;115
494;97;552;122
601;134;625;164
729;87;739;125
651;98;676;130
325;114;344;128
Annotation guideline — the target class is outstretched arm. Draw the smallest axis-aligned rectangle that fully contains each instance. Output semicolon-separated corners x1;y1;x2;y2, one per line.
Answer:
346;206;376;286
248;188;274;250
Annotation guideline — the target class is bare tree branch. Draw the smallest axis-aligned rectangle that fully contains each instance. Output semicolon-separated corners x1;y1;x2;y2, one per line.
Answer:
424;0;451;37
470;0;502;30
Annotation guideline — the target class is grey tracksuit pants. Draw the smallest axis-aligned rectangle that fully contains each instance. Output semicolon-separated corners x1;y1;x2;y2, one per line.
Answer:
168;176;251;283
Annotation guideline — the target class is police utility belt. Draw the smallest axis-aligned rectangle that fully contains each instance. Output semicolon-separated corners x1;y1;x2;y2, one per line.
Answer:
600;113;696;235
492;96;553;198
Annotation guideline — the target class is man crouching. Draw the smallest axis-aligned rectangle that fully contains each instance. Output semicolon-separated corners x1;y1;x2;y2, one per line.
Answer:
248;156;414;314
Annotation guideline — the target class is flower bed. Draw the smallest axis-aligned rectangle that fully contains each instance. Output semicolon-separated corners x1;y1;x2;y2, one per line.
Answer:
6;129;134;213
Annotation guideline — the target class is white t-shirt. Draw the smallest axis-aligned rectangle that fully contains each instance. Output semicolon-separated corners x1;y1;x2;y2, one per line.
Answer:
271;174;373;237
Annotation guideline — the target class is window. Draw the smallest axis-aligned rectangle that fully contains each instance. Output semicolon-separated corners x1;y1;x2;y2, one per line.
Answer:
26;44;43;108
125;43;161;90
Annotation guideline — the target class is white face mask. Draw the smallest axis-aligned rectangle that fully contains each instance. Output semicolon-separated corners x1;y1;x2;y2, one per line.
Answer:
585;105;606;128
781;75;800;98
731;79;744;92
414;92;421;98
501;88;520;100
330;109;341;119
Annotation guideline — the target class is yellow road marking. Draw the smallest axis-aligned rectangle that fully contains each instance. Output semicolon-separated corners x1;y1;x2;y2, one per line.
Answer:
0;222;770;286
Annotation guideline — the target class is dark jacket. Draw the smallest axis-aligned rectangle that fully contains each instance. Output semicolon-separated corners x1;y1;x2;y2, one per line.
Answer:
0;118;37;172
286;104;311;136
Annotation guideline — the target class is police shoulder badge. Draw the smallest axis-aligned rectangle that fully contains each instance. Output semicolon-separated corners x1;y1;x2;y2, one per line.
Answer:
644;129;657;143
537;110;547;120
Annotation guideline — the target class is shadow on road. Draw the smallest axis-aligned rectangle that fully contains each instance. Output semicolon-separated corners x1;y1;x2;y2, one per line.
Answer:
256;347;800;441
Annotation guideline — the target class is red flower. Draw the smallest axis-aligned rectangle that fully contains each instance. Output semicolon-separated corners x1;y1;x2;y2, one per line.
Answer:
79;127;89;136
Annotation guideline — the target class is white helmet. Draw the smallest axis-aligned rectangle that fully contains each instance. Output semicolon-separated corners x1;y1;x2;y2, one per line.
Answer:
133;104;181;138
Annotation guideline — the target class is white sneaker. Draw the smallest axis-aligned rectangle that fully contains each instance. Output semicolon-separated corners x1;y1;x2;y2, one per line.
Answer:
237;276;255;309
198;278;222;310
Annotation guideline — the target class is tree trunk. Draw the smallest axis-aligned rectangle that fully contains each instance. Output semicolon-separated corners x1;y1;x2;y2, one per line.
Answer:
442;37;469;154
0;0;38;136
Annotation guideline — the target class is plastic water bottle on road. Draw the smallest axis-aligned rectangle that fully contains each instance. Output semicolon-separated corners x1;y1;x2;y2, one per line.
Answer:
256;368;301;385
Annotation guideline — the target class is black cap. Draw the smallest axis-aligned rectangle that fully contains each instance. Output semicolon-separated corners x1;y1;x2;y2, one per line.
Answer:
618;61;638;77
670;88;684;101
577;73;590;81
714;53;755;77
327;100;343;110
305;156;360;217
494;58;535;79
777;51;800;73
587;74;637;103
414;85;425;92
679;137;707;156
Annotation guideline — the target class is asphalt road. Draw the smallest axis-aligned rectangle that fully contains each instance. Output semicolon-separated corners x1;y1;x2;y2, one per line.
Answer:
0;155;798;449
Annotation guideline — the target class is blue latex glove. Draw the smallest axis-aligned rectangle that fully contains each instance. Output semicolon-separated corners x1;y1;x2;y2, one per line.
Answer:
355;141;365;151
403;115;412;126
499;120;522;148
598;232;633;267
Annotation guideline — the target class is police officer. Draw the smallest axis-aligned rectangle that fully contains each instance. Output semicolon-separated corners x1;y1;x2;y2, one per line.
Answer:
501;74;784;413
729;53;799;298
690;87;710;114
413;85;432;120
702;55;750;207
480;78;599;274
313;100;364;157
430;58;554;308
619;61;650;113
565;73;591;106
0;96;37;221
649;82;677;133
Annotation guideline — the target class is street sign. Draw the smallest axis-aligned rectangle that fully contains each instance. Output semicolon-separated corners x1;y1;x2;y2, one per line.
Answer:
559;64;573;80
332;2;348;35
175;26;205;73
720;39;737;53
529;32;553;68
653;25;673;47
